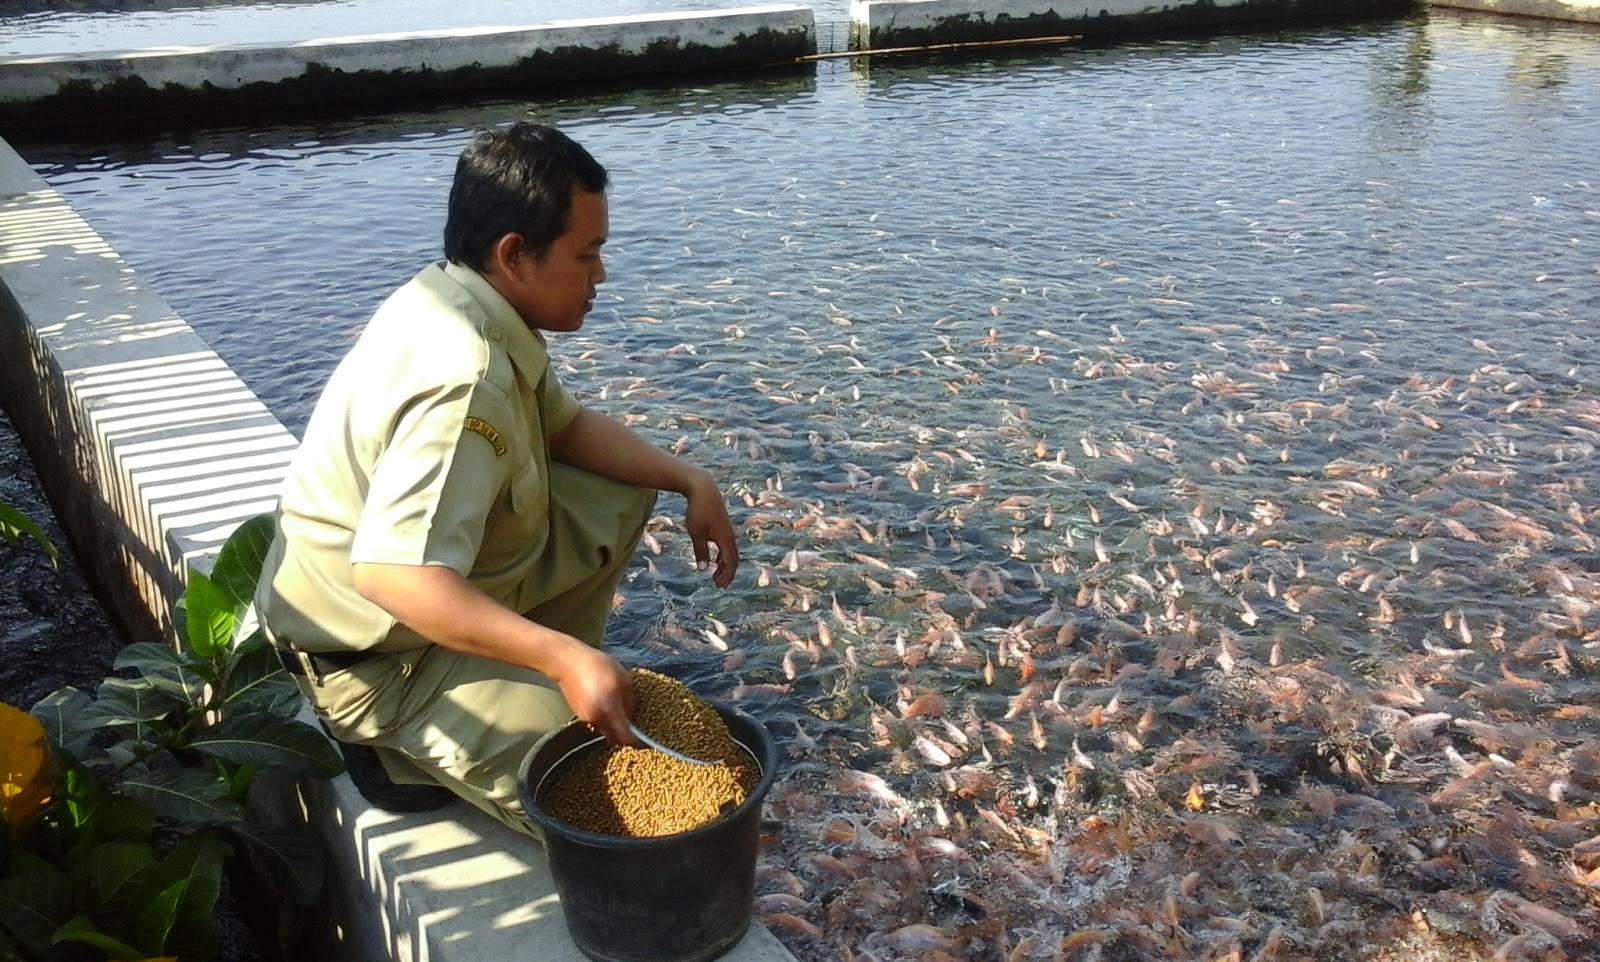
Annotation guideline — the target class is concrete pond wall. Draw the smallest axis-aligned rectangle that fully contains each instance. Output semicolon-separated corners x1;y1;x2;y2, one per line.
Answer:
849;0;1420;50
1433;0;1600;22
0;6;816;128
6;0;1595;129
0;144;289;645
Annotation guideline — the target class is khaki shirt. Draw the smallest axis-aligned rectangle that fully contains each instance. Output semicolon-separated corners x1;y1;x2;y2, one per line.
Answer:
258;261;581;653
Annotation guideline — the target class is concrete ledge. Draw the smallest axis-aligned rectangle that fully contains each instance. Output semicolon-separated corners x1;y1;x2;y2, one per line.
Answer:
1431;0;1600;22
0;6;814;129
849;0;1417;49
0;138;289;642
0;135;798;962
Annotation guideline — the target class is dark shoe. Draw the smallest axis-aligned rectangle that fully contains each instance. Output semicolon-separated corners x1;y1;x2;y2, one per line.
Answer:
321;724;455;813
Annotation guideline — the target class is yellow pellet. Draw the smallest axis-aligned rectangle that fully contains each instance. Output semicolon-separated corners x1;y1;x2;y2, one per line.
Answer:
542;669;758;837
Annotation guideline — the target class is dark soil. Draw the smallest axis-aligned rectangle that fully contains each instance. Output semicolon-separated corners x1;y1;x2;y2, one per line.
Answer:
0;407;269;962
0;415;124;709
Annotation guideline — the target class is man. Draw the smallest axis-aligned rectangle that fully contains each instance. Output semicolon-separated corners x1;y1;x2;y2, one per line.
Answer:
255;123;739;834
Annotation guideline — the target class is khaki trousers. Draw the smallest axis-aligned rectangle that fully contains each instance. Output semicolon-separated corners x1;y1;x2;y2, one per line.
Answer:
298;464;656;836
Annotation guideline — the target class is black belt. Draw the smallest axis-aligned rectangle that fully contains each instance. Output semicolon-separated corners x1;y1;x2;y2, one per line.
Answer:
274;646;377;678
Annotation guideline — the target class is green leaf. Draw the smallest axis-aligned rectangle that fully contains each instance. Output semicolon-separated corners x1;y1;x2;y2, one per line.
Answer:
72;842;158;949
128;832;221;962
61;766;106;832
190;713;343;779
82;677;187;738
30;687;96;758
101;742;145;774
113;642;182;676
117;769;244;824
225;763;259;797
183;568;237;662
132;879;184;957
77;842;154;912
0;501;59;569
0;871;77;956
3;850;56;879
209;513;275;610
221;633;302;717
51;915;147;960
112;643;213;700
93;801;158;845
230;821;326;904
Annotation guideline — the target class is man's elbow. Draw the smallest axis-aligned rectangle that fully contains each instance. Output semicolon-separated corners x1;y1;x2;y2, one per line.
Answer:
546;409;589;462
352;562;409;611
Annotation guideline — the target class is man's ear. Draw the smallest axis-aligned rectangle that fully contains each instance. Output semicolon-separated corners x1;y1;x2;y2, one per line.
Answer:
486;232;528;276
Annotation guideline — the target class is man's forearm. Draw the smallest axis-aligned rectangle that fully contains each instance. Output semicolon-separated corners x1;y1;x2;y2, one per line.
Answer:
350;561;640;743
352;562;584;676
548;408;714;497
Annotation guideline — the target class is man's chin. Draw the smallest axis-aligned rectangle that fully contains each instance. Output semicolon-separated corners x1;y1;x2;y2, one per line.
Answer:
533;314;585;334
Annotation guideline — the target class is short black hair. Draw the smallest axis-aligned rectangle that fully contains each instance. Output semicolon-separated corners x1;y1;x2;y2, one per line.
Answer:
443;123;608;271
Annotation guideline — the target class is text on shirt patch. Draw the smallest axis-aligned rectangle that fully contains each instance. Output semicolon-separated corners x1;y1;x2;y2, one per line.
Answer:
464;417;507;456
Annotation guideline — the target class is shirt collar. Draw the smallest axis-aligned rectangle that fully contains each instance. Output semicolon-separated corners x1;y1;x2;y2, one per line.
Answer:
440;259;551;373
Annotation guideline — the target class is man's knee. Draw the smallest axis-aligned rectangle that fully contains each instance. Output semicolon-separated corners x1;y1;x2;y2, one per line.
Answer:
550;464;657;549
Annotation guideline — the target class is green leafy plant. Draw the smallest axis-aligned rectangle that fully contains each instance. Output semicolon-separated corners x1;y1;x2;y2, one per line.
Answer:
0;500;58;570
0;513;342;962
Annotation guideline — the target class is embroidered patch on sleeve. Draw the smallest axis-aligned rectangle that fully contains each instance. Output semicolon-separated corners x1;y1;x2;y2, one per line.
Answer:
463;417;507;456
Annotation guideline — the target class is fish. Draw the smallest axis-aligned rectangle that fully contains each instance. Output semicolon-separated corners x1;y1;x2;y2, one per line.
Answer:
874;924;964;953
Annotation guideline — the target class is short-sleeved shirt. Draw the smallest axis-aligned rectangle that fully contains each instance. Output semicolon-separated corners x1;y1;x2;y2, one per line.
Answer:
257;260;581;654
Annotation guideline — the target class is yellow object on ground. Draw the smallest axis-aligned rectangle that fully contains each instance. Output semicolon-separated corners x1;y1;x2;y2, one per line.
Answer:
0;701;55;836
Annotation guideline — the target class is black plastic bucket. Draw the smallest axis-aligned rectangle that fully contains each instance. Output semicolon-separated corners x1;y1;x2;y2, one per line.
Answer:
517;704;779;962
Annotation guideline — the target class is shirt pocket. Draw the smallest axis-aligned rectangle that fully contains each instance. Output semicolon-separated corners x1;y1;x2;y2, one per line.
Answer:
510;461;545;517
473;460;543;576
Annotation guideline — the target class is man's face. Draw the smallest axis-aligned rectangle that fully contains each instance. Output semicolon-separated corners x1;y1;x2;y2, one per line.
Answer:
506;187;608;333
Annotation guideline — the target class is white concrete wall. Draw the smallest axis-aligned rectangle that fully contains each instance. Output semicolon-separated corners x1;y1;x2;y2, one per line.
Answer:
850;0;1189;38
0;138;292;639
1432;0;1600;22
850;0;1417;48
0;6;814;126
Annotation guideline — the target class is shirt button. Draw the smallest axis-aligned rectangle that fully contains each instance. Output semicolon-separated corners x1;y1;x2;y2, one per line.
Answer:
489;329;503;342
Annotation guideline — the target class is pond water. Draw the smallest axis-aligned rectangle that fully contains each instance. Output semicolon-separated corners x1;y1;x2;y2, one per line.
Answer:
0;0;851;58
20;9;1600;960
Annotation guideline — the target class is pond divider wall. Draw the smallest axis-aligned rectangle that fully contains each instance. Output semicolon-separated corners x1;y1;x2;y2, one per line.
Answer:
0;5;815;128
5;0;1595;128
1431;0;1600;22
0;132;801;961
849;0;1420;49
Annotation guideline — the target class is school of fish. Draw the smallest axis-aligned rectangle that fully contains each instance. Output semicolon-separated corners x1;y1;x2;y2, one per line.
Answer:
566;228;1600;962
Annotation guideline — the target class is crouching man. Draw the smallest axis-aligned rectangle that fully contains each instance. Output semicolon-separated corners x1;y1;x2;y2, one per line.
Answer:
255;123;739;833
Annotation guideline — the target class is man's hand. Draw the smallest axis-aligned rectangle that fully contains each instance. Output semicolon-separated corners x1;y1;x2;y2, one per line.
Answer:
551;644;641;746
684;469;739;588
